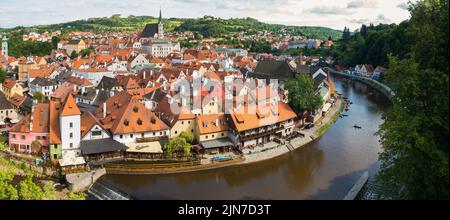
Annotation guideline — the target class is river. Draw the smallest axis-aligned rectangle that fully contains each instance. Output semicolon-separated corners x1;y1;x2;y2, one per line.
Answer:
97;75;391;200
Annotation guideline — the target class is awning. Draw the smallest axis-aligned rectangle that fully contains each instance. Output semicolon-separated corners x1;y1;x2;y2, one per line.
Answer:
322;103;332;112
80;139;127;155
200;138;234;149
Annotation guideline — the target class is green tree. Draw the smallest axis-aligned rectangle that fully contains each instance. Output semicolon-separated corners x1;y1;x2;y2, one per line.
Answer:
285;74;323;114
33;92;45;103
70;50;78;59
164;136;192;158
0;68;6;83
17;175;45;200
376;0;448;199
179;132;194;144
0;168;19;200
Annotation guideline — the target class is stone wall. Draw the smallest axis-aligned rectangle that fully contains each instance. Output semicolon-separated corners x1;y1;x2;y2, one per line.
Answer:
66;168;106;192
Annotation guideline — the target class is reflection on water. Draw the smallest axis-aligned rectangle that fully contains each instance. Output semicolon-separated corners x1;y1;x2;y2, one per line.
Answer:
101;75;390;200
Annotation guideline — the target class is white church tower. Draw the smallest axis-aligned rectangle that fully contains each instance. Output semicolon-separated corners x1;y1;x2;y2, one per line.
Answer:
157;8;164;39
1;35;8;59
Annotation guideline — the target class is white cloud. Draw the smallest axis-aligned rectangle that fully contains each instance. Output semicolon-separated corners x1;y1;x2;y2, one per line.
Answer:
0;0;414;31
303;6;354;15
347;0;378;9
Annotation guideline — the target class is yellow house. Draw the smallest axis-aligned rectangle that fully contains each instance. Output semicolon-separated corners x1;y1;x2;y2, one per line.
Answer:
17;57;36;81
154;98;196;139
195;114;229;142
65;39;86;55
2;79;24;100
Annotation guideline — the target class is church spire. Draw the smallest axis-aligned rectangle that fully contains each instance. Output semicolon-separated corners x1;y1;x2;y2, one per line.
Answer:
158;7;162;24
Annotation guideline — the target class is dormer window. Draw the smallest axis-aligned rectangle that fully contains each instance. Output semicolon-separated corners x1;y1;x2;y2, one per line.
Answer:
124;119;129;126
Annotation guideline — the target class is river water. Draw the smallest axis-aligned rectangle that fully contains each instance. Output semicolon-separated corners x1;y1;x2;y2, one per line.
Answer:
98;75;391;200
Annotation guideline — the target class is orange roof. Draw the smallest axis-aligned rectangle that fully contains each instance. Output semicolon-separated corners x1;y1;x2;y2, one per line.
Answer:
96;91;169;134
2;79;17;89
28;66;55;78
52;82;77;101
230;102;297;132
196;114;229;135
67;76;93;87
80;111;106;139
9;103;50;133
154;96;195;127
49;100;62;144
60;94;81;116
8;94;25;108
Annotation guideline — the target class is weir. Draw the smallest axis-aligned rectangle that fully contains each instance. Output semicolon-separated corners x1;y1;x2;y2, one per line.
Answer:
87;180;133;200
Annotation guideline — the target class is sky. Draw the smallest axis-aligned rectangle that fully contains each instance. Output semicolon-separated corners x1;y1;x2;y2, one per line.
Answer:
0;0;416;31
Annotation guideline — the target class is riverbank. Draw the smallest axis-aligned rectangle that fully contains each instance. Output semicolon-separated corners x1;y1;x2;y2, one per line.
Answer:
101;96;345;175
0;150;87;200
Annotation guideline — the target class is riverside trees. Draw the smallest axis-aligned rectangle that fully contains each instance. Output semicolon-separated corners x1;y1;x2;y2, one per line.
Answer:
376;0;448;199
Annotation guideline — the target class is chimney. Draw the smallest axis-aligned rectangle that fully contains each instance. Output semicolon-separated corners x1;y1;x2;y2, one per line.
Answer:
103;102;107;118
29;100;37;132
73;84;77;93
143;71;146;79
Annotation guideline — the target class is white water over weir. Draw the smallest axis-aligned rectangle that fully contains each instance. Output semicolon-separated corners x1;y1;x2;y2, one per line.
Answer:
88;181;132;200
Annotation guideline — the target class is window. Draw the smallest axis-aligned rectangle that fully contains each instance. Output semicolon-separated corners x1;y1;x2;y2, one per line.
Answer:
69;133;73;138
69;122;73;128
69;143;73;148
130;134;134;138
141;133;144;138
92;131;102;136
12;134;16;139
175;131;178;134
120;135;123;139
212;134;215;138
221;133;225;137
181;121;184;124
54;145;58;149
191;129;194;133
205;136;208;139
21;135;25;140
53;154;57;160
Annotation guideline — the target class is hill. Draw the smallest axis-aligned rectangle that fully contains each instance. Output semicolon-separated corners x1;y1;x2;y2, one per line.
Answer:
4;15;342;40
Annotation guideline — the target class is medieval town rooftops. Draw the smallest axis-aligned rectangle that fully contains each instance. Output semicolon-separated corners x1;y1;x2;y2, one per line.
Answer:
250;60;296;81
95;91;169;134
2;79;18;89
60;94;81;116
0;92;14;110
230;101;297;132
9;103;50;133
196;114;229;135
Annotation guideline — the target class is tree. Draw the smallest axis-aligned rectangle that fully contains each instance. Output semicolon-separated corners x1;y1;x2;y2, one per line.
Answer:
17;175;45;200
51;36;60;49
285;74;323;114
33;92;45;103
0;68;6;83
179;132;194;144
164;136;192;158
70;51;78;59
0;168;19;200
376;0;448;199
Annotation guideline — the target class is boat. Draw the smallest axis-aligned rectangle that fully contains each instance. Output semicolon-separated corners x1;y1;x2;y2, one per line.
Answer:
212;156;233;162
353;125;362;129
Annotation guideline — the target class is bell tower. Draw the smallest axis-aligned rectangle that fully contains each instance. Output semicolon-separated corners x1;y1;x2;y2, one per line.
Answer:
157;8;164;39
1;35;8;59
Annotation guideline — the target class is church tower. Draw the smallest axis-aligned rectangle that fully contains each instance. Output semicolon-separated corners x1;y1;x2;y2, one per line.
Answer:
157;8;164;39
1;35;8;58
